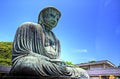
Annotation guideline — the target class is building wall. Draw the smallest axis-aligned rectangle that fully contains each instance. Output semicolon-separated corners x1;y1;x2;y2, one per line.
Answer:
80;63;114;70
105;64;114;69
90;76;99;79
78;61;120;79
90;64;104;70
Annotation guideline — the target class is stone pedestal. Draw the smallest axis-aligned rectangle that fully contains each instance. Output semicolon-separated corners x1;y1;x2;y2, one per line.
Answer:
1;76;79;79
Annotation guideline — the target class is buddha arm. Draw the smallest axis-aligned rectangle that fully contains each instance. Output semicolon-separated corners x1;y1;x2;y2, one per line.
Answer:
12;22;49;60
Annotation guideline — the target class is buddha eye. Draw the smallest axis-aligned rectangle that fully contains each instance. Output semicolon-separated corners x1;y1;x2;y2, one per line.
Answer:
50;14;55;18
50;14;53;16
57;18;59;21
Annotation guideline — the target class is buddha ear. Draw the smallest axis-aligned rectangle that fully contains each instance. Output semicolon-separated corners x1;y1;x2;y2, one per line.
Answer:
38;12;44;25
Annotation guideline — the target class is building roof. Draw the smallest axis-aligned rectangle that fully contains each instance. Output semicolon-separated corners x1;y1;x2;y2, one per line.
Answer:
76;60;116;67
0;65;11;73
87;68;120;76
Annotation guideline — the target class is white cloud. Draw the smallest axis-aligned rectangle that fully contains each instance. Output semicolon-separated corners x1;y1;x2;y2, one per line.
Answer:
115;26;120;35
73;49;88;53
104;0;112;7
73;57;96;64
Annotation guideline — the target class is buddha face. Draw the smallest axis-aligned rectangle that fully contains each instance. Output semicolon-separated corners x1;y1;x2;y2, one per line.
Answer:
43;9;60;30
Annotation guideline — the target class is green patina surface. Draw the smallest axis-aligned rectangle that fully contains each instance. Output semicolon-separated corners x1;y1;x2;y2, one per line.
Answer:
8;7;89;79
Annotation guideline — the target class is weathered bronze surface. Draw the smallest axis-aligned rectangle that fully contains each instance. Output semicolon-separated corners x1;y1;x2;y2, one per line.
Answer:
9;7;89;79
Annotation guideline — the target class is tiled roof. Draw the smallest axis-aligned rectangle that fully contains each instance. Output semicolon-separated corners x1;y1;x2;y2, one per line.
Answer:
0;65;11;73
76;60;115;67
87;68;120;76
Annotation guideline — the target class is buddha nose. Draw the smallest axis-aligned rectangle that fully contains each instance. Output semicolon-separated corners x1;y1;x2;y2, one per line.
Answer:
51;20;56;25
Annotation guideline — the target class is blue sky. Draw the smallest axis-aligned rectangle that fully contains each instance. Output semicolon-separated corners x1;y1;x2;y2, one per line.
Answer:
0;0;120;66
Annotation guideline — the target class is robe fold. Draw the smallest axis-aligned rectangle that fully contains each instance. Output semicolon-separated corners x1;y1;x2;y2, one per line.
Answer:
9;22;71;77
9;22;89;79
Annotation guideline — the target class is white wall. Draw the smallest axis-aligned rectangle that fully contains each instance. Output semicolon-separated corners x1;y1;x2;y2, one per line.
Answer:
90;77;99;79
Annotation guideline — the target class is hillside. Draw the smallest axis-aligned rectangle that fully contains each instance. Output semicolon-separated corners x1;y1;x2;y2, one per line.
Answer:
0;42;78;66
0;42;12;66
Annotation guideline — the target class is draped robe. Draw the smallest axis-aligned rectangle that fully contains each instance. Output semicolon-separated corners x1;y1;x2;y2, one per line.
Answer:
9;22;70;76
10;22;89;79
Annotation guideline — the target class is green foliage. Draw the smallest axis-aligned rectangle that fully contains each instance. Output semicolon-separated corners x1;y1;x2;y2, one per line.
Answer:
118;66;120;68
89;60;96;63
80;60;96;64
118;64;120;68
0;58;12;66
0;42;12;66
66;61;73;65
66;61;80;68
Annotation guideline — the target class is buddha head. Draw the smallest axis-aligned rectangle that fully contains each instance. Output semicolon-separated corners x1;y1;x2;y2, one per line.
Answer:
38;7;61;30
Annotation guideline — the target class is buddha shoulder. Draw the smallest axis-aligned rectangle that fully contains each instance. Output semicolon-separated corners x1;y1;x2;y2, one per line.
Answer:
18;22;43;31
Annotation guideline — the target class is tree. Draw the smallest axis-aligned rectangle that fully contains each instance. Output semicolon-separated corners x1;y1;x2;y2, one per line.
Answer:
118;64;120;68
89;60;96;63
0;42;12;66
66;61;80;68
